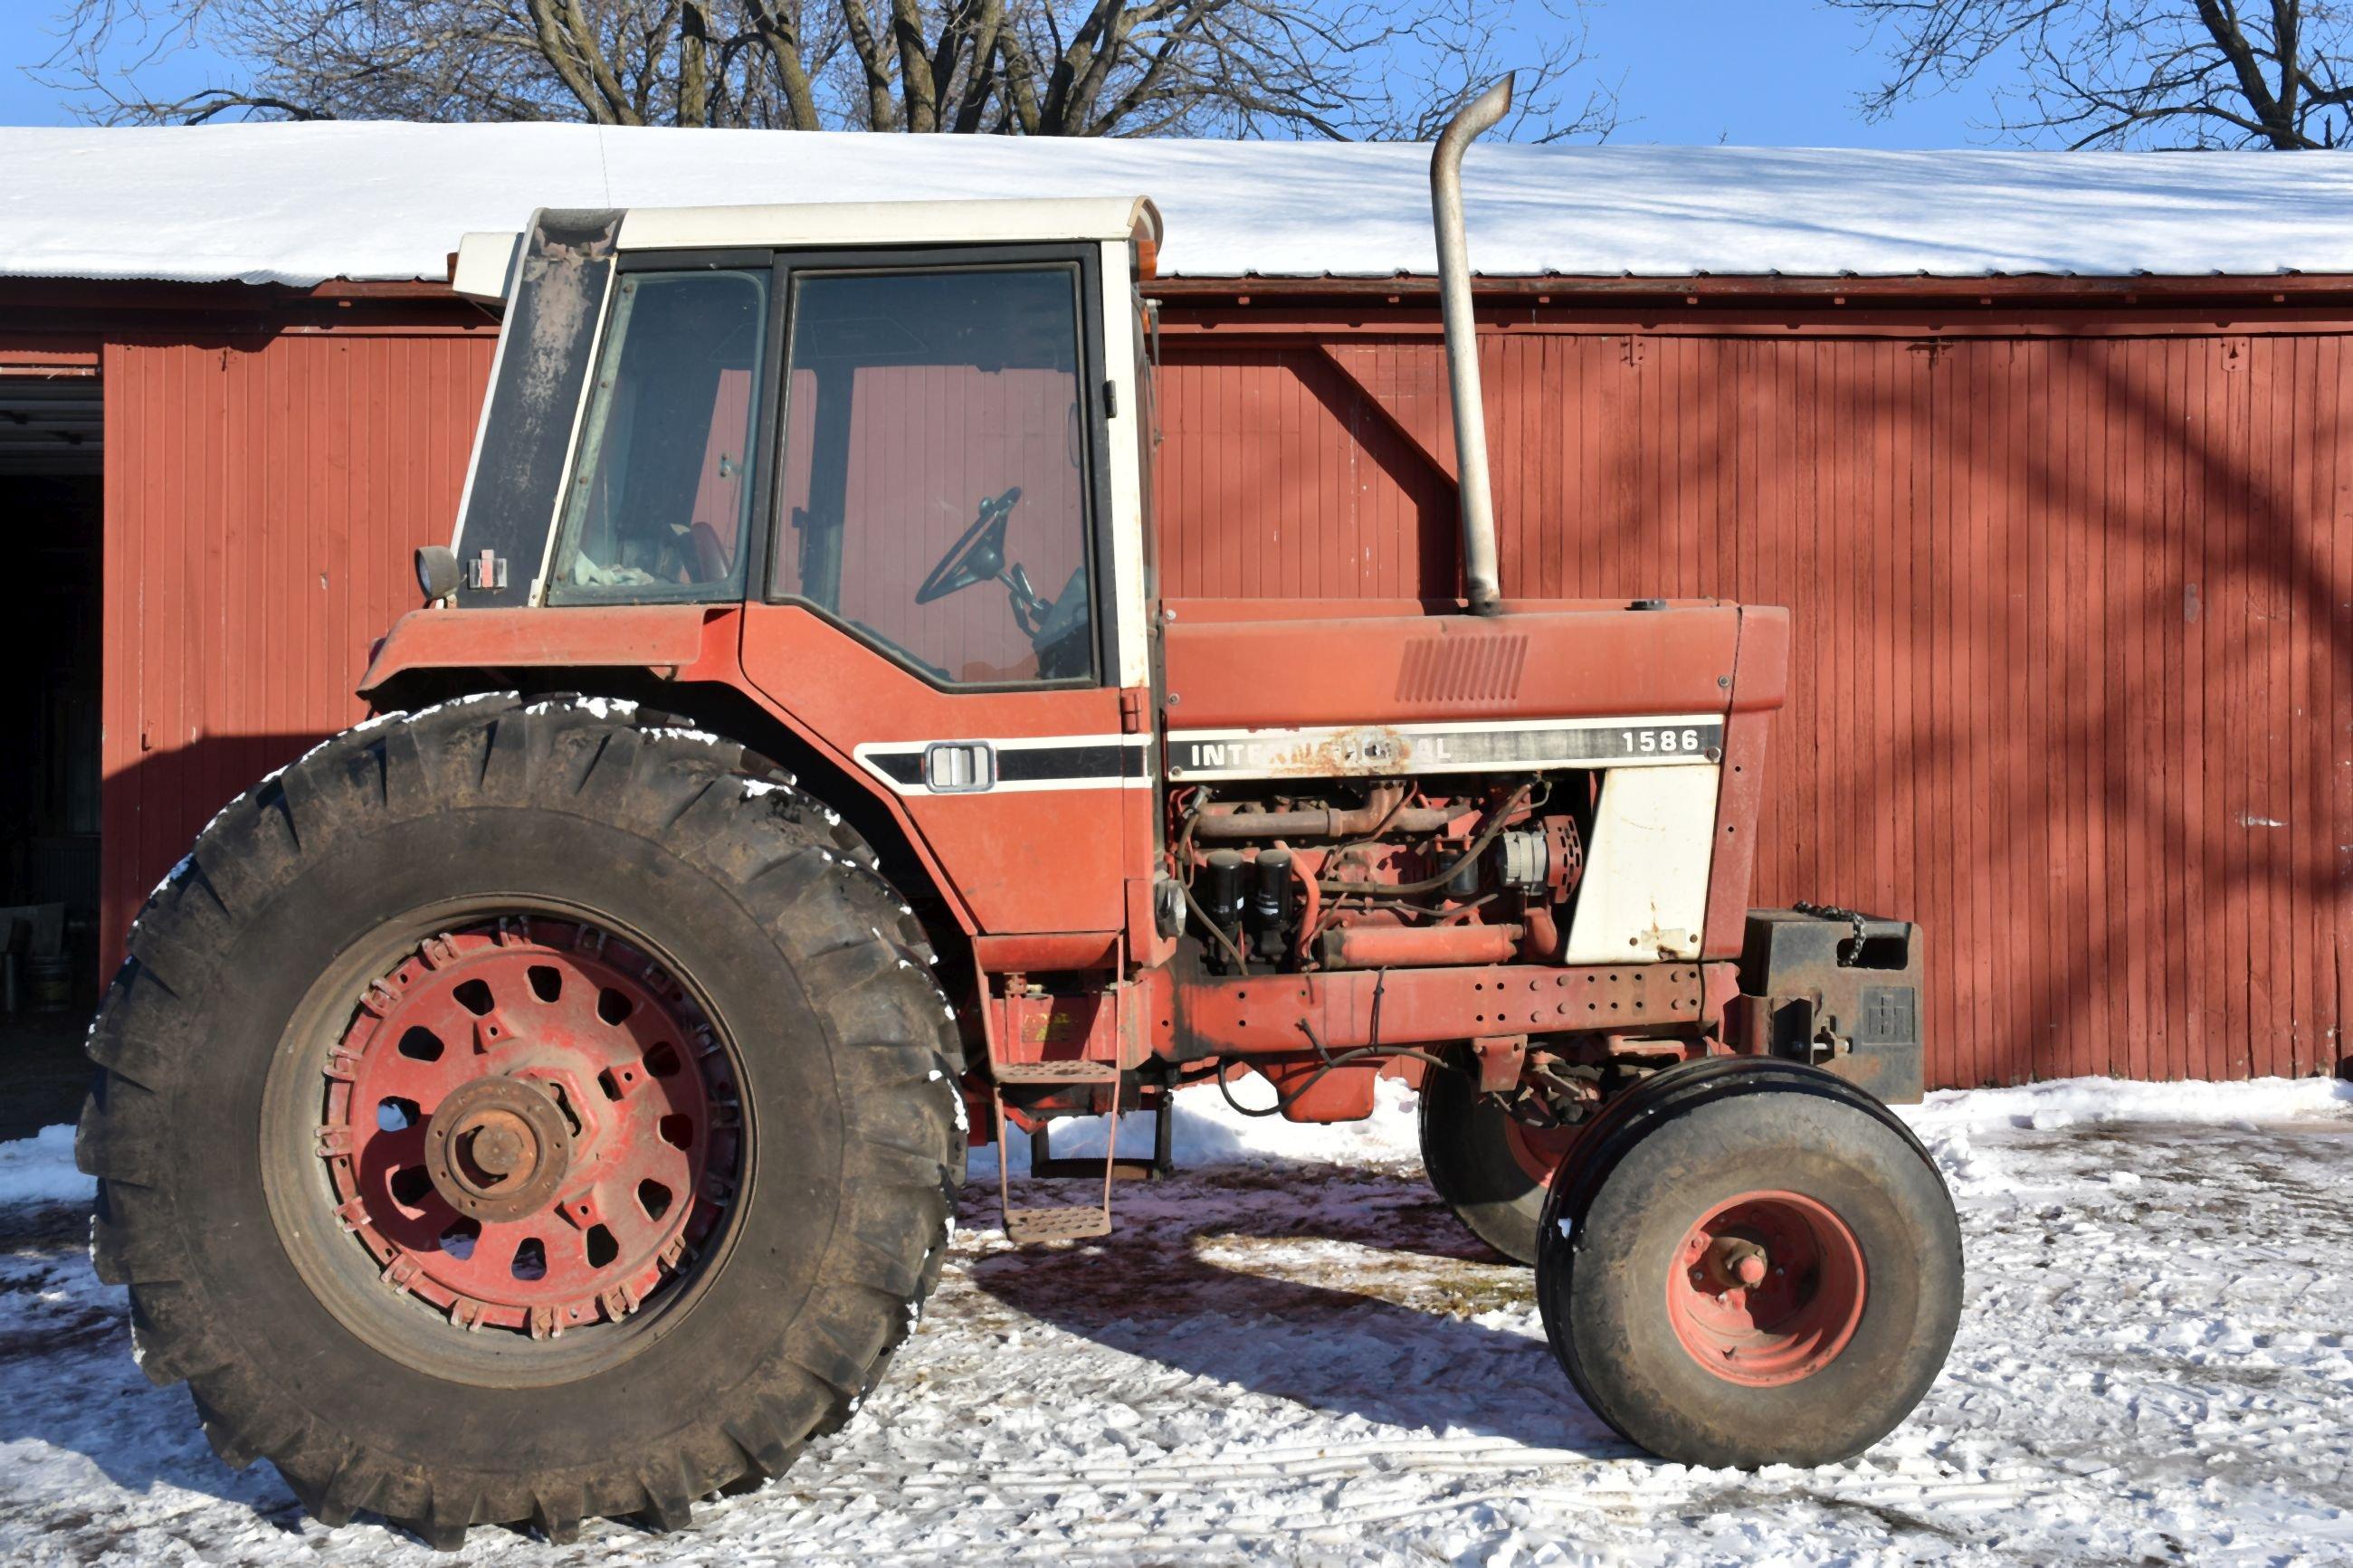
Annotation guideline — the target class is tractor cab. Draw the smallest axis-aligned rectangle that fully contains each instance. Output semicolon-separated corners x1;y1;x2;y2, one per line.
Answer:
395;199;1166;946
432;197;1157;699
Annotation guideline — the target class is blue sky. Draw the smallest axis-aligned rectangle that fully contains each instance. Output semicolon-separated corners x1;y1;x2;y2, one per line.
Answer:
0;1;1992;146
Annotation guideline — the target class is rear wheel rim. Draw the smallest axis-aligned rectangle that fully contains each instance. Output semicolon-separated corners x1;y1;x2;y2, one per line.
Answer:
1664;1188;1866;1386
314;916;741;1343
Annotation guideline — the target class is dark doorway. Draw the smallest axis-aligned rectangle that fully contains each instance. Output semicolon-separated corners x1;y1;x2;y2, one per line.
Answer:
0;375;103;1139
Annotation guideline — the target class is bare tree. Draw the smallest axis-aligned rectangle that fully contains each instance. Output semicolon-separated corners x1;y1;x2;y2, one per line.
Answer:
1831;0;2353;147
36;0;1620;140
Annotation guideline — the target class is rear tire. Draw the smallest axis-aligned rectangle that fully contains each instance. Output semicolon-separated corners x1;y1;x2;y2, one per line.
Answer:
1535;1058;1959;1468
77;695;965;1546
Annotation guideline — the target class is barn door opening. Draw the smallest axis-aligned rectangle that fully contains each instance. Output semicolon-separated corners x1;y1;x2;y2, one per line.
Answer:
0;370;102;1137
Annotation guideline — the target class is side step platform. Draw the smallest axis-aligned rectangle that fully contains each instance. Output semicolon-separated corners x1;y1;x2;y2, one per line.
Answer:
990;1061;1169;1243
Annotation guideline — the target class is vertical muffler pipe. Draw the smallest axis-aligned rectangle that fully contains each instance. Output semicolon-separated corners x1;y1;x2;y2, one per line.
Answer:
1431;74;1513;616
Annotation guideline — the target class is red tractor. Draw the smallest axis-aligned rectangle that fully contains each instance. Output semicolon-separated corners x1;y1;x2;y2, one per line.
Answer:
80;81;1959;1547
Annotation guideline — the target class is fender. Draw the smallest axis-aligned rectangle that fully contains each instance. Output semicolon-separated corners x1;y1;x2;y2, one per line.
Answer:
357;603;983;935
358;603;727;694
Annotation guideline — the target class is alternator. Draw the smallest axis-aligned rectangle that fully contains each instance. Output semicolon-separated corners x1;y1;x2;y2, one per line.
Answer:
1495;829;1548;894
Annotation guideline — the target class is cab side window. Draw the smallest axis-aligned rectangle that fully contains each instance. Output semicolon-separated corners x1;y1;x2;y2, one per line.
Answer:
549;269;767;601
774;266;1097;686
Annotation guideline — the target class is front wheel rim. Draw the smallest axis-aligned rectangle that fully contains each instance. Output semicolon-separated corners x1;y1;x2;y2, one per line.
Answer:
1664;1188;1866;1386
1503;1115;1579;1187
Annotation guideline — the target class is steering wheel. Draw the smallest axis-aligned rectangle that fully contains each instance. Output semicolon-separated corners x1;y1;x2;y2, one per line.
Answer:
914;487;1023;605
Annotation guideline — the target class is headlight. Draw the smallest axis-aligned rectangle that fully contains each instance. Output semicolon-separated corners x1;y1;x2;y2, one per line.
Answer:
414;545;460;601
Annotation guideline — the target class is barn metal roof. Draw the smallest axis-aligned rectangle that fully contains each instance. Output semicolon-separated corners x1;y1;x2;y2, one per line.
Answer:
5;120;2353;288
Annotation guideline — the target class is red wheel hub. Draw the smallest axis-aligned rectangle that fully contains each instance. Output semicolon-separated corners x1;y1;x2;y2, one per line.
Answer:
1665;1189;1865;1386
1504;1116;1581;1187
317;919;738;1338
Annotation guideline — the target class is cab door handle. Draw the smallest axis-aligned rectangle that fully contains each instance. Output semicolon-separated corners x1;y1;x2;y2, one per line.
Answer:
922;741;996;793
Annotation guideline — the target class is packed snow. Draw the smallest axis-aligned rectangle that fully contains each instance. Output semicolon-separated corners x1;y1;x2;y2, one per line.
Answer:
2;1072;2348;1563
0;1126;91;1210
9;121;2353;288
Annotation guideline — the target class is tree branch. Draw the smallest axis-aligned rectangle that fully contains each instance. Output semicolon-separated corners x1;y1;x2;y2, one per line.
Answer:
1834;0;2353;149
43;0;1623;141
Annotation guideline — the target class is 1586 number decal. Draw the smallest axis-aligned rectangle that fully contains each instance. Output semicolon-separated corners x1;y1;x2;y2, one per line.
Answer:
1622;727;1707;755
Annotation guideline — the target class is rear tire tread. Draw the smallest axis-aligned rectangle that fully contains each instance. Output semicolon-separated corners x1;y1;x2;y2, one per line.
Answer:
77;693;967;1543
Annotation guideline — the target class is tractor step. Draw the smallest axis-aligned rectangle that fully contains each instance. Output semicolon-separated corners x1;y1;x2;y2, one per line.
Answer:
991;1061;1174;1244
1025;1156;1163;1182
990;1060;1120;1085
998;1205;1114;1243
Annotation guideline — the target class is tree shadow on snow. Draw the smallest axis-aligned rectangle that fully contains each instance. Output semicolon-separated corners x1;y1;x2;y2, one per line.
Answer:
962;1164;1636;1458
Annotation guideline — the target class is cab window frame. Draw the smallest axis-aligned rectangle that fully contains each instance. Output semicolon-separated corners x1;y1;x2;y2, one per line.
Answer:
758;242;1119;696
544;248;786;609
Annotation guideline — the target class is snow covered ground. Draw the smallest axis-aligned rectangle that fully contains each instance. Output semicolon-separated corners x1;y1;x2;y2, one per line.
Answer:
2;1074;2348;1564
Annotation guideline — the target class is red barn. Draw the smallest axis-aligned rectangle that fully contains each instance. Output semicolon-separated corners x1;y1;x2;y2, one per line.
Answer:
3;122;2348;1088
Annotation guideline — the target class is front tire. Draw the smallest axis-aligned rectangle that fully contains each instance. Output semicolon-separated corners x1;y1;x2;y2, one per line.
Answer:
1416;1064;1583;1265
78;695;965;1546
1535;1059;1960;1468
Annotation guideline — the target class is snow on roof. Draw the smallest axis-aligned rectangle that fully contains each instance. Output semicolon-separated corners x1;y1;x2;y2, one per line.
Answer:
5;119;2353;288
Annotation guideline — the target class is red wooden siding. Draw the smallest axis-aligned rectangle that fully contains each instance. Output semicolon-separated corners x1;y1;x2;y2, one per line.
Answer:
95;299;2350;1086
685;367;756;566
1153;346;1455;599
1157;328;2353;1086
100;330;494;960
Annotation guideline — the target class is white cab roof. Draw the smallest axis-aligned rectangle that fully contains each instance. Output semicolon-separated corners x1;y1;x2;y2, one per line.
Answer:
618;195;1158;253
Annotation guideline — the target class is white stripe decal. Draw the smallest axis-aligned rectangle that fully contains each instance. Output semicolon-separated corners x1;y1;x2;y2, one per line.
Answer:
1164;715;1724;781
853;734;1152;796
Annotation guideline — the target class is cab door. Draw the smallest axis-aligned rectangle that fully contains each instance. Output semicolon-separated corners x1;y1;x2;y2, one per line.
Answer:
737;246;1151;944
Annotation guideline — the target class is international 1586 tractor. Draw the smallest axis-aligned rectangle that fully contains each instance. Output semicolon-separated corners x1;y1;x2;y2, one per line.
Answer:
80;79;1960;1547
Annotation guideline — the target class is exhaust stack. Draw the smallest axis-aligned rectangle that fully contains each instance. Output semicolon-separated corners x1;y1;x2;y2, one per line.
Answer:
1431;74;1513;616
